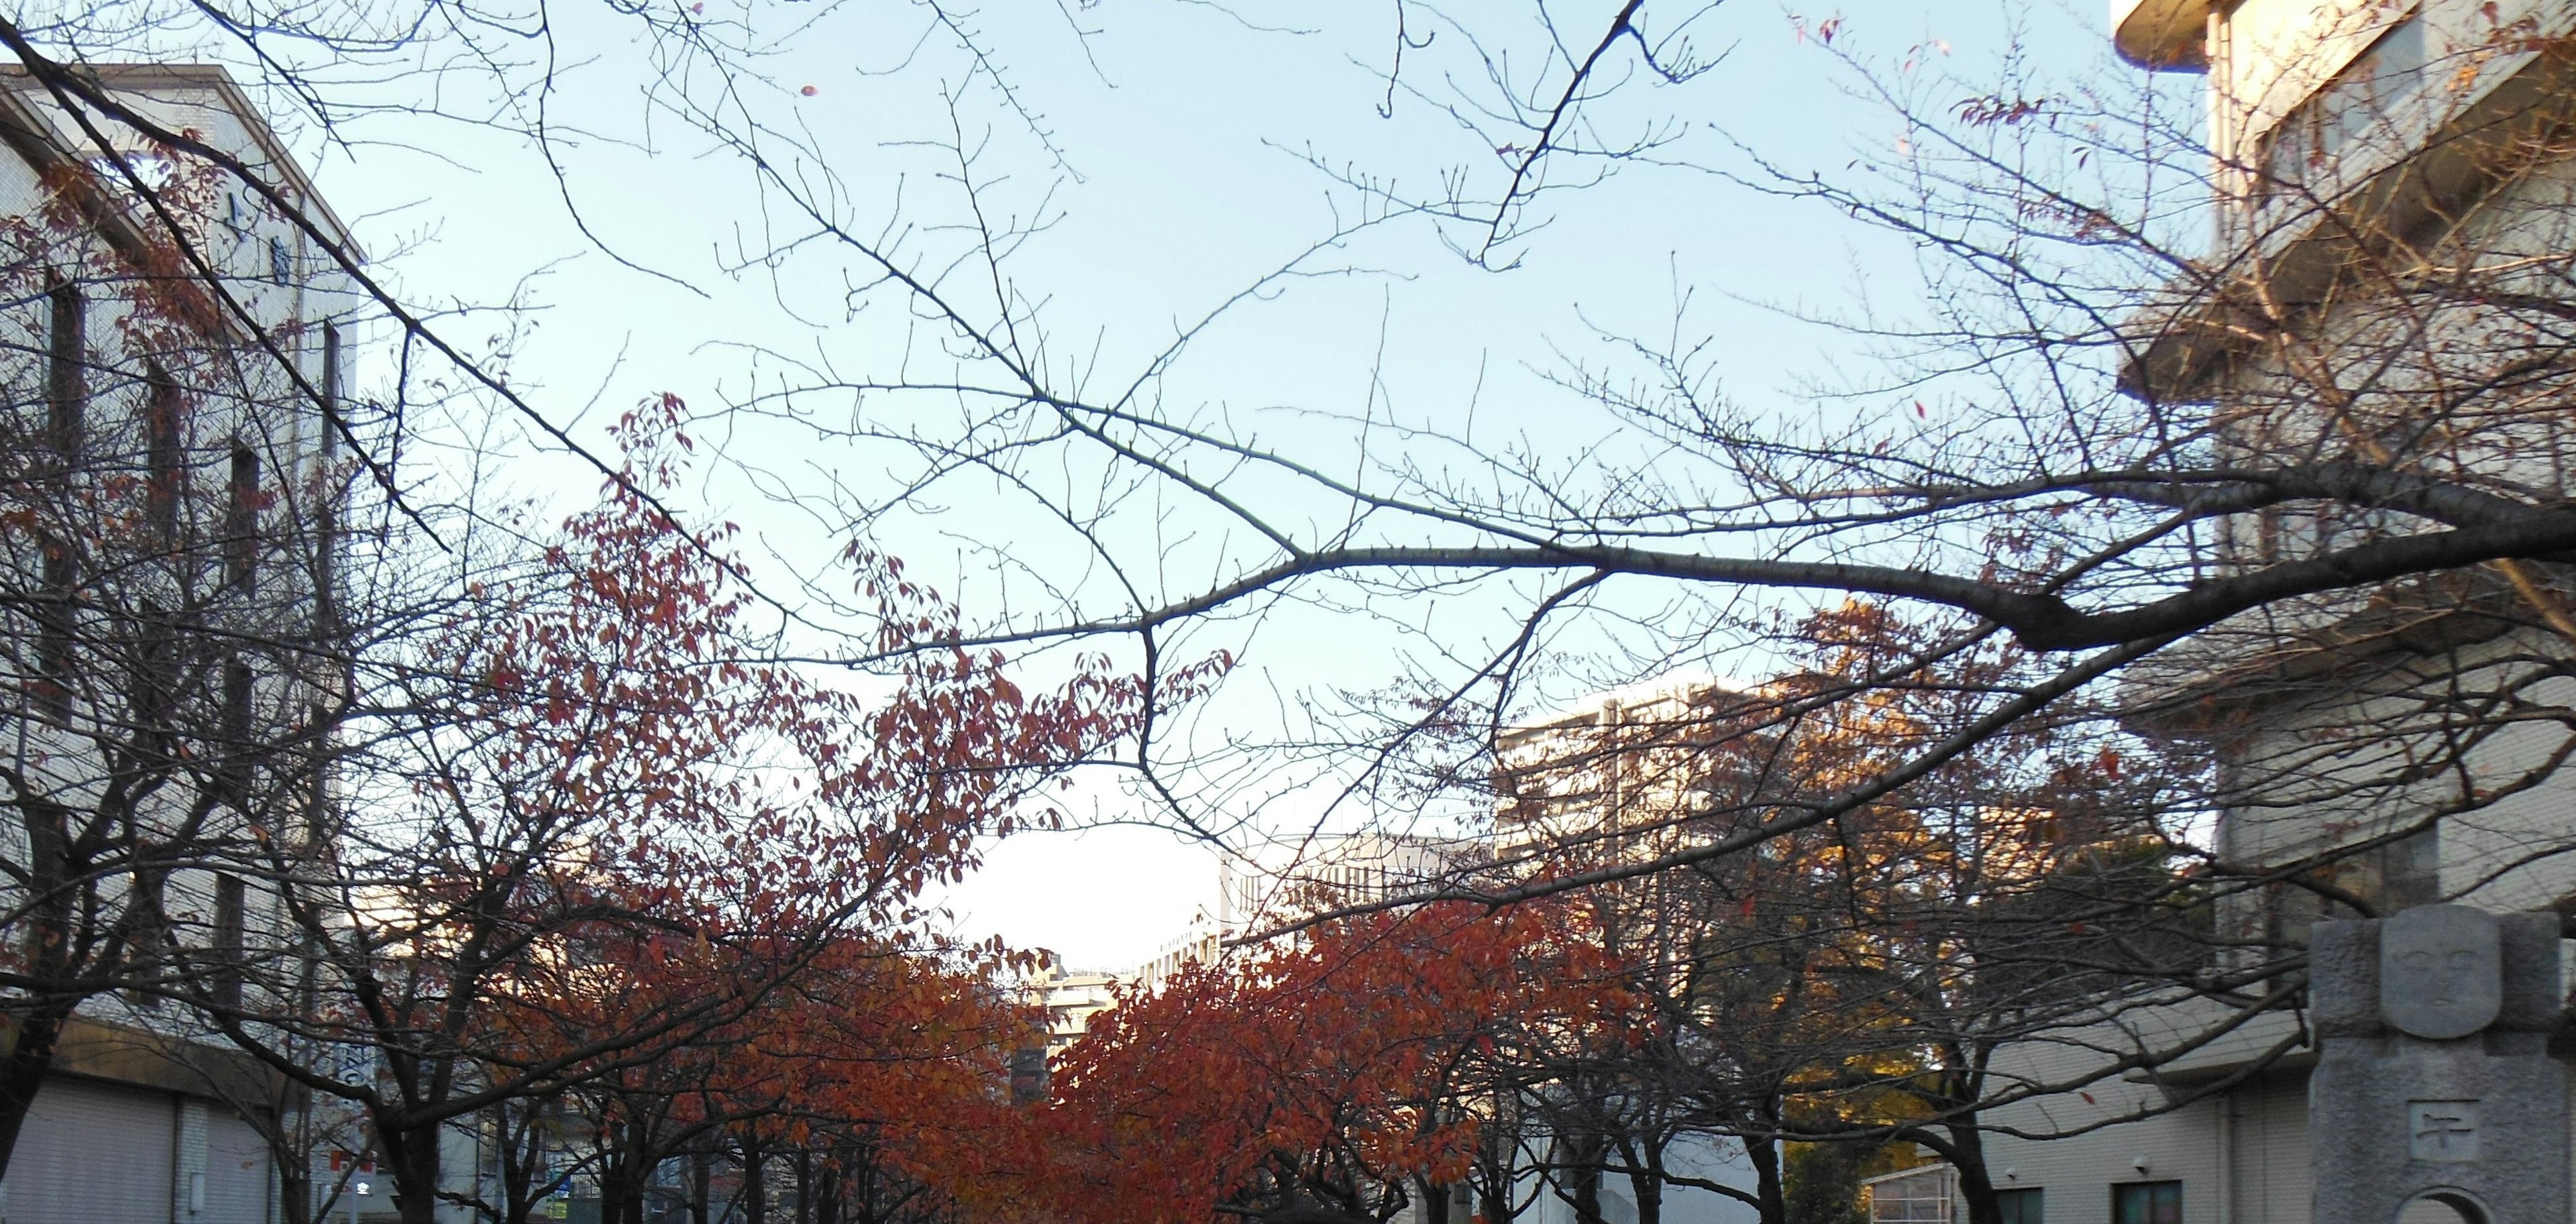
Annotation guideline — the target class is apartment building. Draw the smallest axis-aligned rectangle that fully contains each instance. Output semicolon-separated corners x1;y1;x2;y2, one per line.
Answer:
1951;4;2576;1223
0;64;360;1224
1217;832;1491;937
1019;832;1489;1061
1484;676;1793;1224
1023;965;1122;1057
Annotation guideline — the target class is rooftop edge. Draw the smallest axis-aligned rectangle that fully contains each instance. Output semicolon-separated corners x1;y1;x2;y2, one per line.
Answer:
2112;0;2215;69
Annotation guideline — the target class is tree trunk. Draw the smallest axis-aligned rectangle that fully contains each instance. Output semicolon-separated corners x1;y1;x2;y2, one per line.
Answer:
1414;1176;1448;1224
1559;1133;1608;1224
852;1141;877;1224
0;1002;70;1180
280;1164;313;1224
1743;1134;1788;1224
689;1146;712;1224
1620;1137;1662;1224
495;1102;561;1224
813;1166;840;1224
1476;1117;1519;1224
380;1121;445;1224
272;1106;319;1224
794;1148;811;1224
597;1121;653;1224
741;1139;767;1224
1947;1119;2002;1224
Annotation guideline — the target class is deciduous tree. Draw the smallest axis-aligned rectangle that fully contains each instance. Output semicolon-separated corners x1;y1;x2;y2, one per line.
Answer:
1025;901;1635;1224
194;402;1176;1224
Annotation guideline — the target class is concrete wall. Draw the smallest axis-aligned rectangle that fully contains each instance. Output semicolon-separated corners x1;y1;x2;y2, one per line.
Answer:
1976;1062;2576;1224
1501;1131;1760;1224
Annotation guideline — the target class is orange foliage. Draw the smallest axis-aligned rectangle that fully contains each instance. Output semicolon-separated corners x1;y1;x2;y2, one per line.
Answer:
985;901;1639;1224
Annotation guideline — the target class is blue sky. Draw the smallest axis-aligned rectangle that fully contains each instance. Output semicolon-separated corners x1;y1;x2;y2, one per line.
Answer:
276;0;2183;968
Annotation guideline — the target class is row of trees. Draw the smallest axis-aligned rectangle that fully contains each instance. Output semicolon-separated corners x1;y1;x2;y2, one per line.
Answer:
992;605;2221;1224
11;4;2576;1224
0;130;1181;1221
718;6;2576;1220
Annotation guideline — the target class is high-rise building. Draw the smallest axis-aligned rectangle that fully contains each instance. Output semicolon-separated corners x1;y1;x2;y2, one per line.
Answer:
1218;832;1490;938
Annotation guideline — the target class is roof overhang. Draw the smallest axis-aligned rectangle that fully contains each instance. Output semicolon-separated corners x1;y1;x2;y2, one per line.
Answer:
2120;48;2576;404
2111;0;2214;70
2116;569;2533;739
0;62;360;262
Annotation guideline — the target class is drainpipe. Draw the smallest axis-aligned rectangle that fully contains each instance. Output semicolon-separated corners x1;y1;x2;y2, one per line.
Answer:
2215;1091;2236;1224
2208;6;2235;249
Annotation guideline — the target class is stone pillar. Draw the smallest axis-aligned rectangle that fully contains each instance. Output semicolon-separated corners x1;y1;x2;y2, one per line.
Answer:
2310;905;2567;1224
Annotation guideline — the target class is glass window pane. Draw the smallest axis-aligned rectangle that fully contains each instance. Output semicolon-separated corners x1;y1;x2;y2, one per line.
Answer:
2112;1181;2182;1224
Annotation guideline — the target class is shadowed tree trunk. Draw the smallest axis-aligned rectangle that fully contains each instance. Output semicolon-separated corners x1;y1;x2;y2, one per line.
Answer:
689;1146;711;1224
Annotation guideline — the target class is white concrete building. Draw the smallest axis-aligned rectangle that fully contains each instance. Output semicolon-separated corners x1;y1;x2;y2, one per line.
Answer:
0;63;365;1224
1218;831;1491;938
1943;4;2576;1223
1022;964;1122;1055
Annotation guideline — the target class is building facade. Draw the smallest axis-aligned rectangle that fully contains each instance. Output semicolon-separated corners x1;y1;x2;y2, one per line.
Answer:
1022;965;1122;1057
1949;3;2576;1223
1218;831;1491;938
0;63;365;1224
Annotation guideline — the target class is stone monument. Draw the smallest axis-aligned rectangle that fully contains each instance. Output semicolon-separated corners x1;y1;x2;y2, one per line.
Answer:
2310;905;2567;1224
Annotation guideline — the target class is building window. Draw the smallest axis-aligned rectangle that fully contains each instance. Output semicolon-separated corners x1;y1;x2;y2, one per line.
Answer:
226;444;260;591
2263;15;2426;198
315;324;343;634
34;534;73;716
131;602;172;728
46;278;83;466
2263;826;2440;949
1868;1167;1955;1223
2112;1181;2181;1224
145;366;182;541
219;657;254;801
1998;1188;2043;1224
319;319;343;452
211;872;246;1009
268;235;291;284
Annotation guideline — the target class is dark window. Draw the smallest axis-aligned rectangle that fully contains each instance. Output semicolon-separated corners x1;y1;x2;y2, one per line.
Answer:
126;875;167;1011
319;321;343;456
268;237;291;284
45;280;83;467
34;533;73;716
2264;828;2441;950
222;658;252;739
226;444;260;591
2261;17;2426;200
218;658;253;800
314;324;341;634
211;872;245;1009
306;703;333;838
1998;1188;2043;1224
145;366;182;541
131;602;172;729
2112;1182;2181;1224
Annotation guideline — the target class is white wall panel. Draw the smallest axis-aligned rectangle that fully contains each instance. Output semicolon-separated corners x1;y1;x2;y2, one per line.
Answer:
2;1076;175;1224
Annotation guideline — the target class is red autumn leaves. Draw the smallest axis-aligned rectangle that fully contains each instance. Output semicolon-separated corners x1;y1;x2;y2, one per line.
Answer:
963;901;1638;1224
